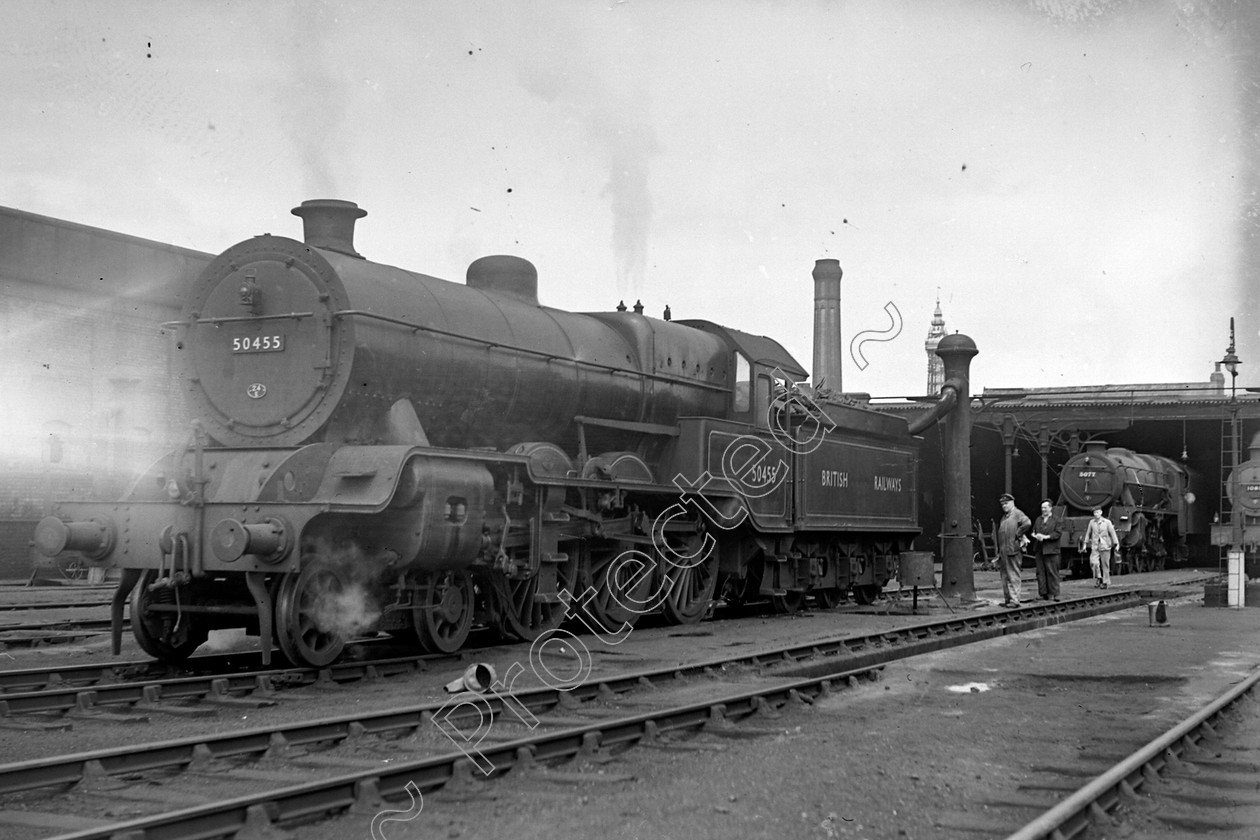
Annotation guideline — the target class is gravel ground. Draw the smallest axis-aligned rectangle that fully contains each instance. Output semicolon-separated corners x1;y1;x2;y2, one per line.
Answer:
1;569;1249;840
294;577;1258;840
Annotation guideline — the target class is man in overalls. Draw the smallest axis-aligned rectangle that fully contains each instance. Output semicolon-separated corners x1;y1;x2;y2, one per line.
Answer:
997;493;1032;607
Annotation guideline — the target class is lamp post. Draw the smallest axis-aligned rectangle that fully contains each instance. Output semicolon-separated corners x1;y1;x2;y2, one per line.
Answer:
1222;318;1244;607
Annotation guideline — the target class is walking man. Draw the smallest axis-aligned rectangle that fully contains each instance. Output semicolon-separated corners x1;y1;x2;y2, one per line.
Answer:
1030;499;1063;601
997;493;1032;607
1082;507;1118;588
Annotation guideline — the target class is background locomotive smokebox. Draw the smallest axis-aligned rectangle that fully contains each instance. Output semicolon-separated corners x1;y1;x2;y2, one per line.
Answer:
898;551;936;587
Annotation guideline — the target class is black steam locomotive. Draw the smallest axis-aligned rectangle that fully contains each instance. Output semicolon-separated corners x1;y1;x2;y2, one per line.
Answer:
34;200;921;667
1057;443;1206;576
1223;433;1260;520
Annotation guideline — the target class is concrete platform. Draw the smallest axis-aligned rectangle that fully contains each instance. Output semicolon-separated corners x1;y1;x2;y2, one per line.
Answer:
885;566;1229;615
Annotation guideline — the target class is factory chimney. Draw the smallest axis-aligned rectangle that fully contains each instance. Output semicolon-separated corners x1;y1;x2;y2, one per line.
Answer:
291;199;367;258
812;259;843;391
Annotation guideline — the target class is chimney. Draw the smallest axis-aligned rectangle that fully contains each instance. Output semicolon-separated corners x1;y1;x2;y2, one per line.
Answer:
812;259;843;391
1083;440;1108;453
291;199;367;258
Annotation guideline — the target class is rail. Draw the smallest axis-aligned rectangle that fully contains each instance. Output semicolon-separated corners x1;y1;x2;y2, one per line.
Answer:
1005;663;1260;840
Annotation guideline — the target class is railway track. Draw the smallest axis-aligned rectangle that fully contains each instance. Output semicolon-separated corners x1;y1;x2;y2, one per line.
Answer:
0;618;126;652
0;600;112;612
0;590;1143;838
0;651;261;694
5;660;886;839
0;595;117;641
0;648;460;718
0;617;116;634
0;591;1136;719
1005;662;1260;839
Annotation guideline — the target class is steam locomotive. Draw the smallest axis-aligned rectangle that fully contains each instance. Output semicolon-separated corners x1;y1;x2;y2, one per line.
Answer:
1057;443;1206;576
33;200;921;667
1224;433;1260;520
1212;432;1260;570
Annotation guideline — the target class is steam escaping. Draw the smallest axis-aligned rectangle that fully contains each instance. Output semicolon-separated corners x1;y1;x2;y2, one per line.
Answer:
280;1;349;199
299;538;395;639
309;581;383;639
601;119;658;299
516;37;660;299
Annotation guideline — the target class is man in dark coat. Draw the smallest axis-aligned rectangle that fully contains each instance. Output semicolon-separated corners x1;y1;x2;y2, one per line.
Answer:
1030;499;1063;601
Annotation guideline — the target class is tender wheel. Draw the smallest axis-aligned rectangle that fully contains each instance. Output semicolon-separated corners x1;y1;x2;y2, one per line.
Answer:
851;584;881;605
491;551;578;642
577;543;652;633
130;570;208;661
771;590;806;613
660;540;719;625
810;553;842;609
812;588;843;609
413;570;474;654
274;557;349;667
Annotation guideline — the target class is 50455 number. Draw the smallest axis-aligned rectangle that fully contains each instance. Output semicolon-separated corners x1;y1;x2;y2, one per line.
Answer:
232;335;284;353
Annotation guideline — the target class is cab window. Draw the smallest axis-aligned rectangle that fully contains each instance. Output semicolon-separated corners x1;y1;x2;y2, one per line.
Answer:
754;374;773;424
733;352;751;413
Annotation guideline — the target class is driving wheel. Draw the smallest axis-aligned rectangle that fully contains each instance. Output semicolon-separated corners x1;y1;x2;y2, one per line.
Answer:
274;556;349;667
491;551;578;642
660;544;719;625
576;543;653;632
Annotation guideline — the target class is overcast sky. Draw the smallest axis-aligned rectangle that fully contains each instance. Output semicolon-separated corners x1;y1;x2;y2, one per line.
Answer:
3;0;1256;398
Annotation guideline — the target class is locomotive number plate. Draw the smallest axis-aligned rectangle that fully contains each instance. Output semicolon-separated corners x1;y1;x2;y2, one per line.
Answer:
232;335;284;353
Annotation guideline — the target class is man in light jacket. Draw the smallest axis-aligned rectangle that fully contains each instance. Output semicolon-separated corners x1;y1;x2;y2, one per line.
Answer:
1082;508;1118;589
